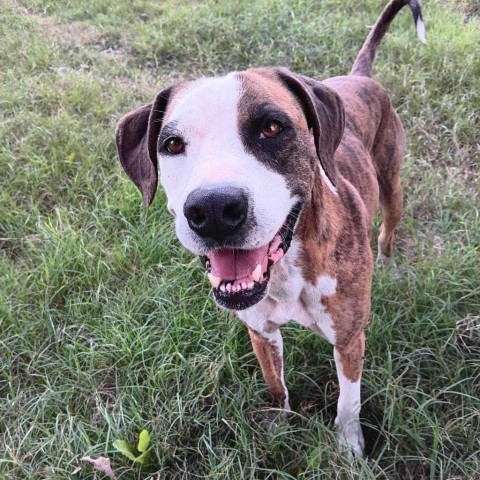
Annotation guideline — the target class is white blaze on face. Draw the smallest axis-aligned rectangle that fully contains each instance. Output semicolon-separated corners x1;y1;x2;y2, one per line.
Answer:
158;73;296;254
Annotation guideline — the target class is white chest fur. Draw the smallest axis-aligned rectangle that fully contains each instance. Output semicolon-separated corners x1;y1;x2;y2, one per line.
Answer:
237;241;337;345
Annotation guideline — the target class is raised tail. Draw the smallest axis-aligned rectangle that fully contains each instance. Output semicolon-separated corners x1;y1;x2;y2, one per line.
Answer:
350;0;425;77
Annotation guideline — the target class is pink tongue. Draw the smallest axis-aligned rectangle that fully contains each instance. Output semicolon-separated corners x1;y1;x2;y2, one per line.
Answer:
209;245;269;280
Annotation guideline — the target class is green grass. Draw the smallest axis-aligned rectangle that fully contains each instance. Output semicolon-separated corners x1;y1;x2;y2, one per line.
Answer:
1;0;479;478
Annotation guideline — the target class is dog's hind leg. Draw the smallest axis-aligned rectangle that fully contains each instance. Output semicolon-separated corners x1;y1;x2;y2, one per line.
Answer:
377;178;403;263
334;332;365;457
247;327;290;412
374;111;405;264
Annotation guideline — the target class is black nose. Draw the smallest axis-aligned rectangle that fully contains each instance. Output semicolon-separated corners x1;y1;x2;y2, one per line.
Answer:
183;186;249;243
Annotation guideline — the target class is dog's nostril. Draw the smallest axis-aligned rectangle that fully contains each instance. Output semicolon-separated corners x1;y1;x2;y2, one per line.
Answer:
190;207;206;226
223;203;244;223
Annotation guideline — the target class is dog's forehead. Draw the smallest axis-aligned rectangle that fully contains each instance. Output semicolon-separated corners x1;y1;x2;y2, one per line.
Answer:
162;70;307;130
163;73;241;130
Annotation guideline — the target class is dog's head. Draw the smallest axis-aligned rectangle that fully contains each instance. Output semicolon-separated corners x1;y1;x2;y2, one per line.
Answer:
116;68;344;310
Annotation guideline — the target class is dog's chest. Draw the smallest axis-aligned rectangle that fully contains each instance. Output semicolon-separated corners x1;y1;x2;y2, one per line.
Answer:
237;241;337;344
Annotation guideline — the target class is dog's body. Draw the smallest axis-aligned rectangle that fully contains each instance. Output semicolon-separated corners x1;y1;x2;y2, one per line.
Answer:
116;0;424;456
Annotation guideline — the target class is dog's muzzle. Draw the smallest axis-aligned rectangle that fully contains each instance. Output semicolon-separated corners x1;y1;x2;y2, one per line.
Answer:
184;186;303;310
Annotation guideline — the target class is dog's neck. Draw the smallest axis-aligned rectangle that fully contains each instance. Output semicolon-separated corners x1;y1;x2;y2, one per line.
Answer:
295;174;343;285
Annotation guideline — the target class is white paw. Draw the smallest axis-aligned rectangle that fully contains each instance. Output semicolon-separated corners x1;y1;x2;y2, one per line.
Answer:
261;397;291;430
335;416;365;458
263;409;290;431
376;251;400;279
376;250;392;266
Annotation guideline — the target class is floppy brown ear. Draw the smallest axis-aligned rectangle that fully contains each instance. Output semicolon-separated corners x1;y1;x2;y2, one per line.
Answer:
275;68;344;187
115;87;173;206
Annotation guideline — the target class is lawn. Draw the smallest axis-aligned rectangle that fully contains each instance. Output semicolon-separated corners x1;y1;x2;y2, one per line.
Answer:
1;0;479;478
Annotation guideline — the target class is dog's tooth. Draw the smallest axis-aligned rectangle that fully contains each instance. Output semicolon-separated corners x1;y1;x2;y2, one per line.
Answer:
219;284;226;292
241;282;247;290
207;273;222;289
247;281;254;289
252;264;262;282
226;283;232;292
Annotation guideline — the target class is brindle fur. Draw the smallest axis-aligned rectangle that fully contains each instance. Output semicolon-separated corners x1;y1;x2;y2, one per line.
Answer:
235;68;402;371
247;327;286;402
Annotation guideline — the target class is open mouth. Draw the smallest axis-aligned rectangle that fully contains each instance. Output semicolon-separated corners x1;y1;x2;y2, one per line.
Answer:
201;201;303;310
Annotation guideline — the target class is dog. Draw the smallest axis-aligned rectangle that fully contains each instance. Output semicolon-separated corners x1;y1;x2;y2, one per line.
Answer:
115;0;425;456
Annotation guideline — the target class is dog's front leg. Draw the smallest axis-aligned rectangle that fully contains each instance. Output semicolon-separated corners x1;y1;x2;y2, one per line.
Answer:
247;327;291;412
333;332;365;457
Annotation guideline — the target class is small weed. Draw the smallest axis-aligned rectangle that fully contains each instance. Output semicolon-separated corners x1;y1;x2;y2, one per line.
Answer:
113;429;152;465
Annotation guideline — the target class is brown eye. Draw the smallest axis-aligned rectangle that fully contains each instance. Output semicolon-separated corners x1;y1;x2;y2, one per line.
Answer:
261;120;283;139
165;137;185;154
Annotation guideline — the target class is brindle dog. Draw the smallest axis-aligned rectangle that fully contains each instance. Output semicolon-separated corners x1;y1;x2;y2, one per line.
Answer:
115;0;425;456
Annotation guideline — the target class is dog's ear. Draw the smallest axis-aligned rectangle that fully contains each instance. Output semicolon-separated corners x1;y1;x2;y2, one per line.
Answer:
115;87;173;206
275;68;344;187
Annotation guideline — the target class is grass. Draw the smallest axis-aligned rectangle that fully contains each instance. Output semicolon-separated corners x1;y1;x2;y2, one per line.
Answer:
0;0;479;478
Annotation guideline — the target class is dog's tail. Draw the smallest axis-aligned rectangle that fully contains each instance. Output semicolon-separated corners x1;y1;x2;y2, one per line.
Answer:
350;0;425;77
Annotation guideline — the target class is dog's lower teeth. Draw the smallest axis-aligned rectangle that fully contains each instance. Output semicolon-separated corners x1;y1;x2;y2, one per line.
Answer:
216;279;258;294
210;259;272;296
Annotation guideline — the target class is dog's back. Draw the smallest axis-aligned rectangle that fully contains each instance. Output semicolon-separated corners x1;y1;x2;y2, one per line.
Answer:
323;0;425;256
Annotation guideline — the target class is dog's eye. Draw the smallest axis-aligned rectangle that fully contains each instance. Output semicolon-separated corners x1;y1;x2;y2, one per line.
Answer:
260;120;283;139
165;137;185;154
